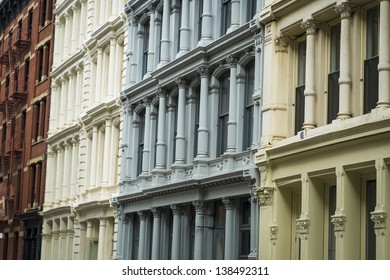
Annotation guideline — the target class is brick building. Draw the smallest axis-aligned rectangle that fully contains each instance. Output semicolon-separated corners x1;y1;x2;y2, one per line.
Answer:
0;0;54;259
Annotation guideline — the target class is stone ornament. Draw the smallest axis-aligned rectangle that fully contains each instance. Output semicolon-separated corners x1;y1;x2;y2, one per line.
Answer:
270;225;279;240
331;214;346;238
371;211;387;236
296;218;310;238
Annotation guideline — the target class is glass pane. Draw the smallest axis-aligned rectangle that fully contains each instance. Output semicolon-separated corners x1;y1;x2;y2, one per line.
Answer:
364;56;379;113
220;75;230;114
295;85;305;134
366;180;376;260
215;231;225;260
327;71;340;123
330;24;341;73
215;202;226;229
240;230;250;257
328;186;336;260
242;200;251;225
297;40;306;86
366;6;379;59
246;61;255;106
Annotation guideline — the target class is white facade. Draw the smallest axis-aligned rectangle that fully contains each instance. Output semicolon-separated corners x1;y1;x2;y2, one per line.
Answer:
41;0;126;259
255;0;390;259
115;0;263;260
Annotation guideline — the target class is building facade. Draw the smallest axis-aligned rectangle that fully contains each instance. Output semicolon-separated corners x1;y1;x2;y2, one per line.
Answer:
114;0;263;260
255;0;390;259
0;0;54;260
40;0;126;259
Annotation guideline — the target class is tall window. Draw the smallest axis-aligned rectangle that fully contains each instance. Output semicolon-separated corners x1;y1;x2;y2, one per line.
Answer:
218;73;230;156
247;0;257;21
28;9;33;38
142;21;150;77
244;61;255;149
239;198;251;259
295;40;306;134
365;180;376;260
30;164;36;207
37;47;43;82
40;0;47;27
213;201;226;260
197;0;203;41
328;186;336;260
364;6;379;114
193;86;201;158
328;24;340;123
137;111;146;176
33;103;40;142
24;58;30;91
221;0;232;35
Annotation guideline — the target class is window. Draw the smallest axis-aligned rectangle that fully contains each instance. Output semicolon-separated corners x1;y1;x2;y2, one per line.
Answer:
364;6;379;114
197;0;203;41
213;201;226;260
247;0;257;21
24;58;30;91
142;21;150;77
193;86;200;158
137;111;146;176
5;74;10;97
221;0;232;35
28;9;33;38
20;110;26;146
244;61;255;149
30;164;36;207
37;47;43;82
365;180;376;260
40;0;47;27
295;40;306;134
328;24;340;123
218;73;230;156
327;186;336;260
17;20;22;40
33;103;40;142
239;198;251;259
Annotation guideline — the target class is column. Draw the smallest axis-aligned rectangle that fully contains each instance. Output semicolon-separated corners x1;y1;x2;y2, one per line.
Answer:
107;37;117;99
97;218;106;260
137;211;147;260
55;147;63;202
63;13;70;58
198;0;212;46
71;7;78;53
109;119;119;185
196;65;211;158
130;18;139;84
141;101;151;174
222;197;234;260
59;219;67;259
112;0;118;17
95;48;103;104
332;167;360;259
252;31;262;147
66;72;74;125
174;77;188;164
226;55;238;153
50;221;59;259
102;119;112;185
105;0;111;21
159;0;170;67
62;142;70;199
75;66;82;118
171;205;182;259
79;0;87;44
336;3;354;119
248;193;258;260
89;126;98;187
178;0;190;56
87;0;96;34
155;89;167;169
373;159;390;259
301;19;319;130
59;77;67;127
151;207;161;260
377;0;390;108
101;47;108;101
45;148;54;204
114;38;123;95
53;20;62;65
49;83;58;133
86;220;93;259
146;7;156;76
70;138;78;197
99;0;104;25
228;0;240;32
193;200;207;260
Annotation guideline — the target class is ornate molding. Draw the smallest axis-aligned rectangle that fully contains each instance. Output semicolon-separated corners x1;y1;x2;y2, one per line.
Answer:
296;218;310;237
151;207;162;218
331;214;346;238
257;187;274;206
274;35;290;53
156;86;167;98
137;211;147;221
226;55;238;67
192;200;208;212
170;204;183;215
175;76;189;88
301;19;321;35
270;225;278;240
196;64;211;78
371;211;387;236
335;2;356;19
222;197;234;210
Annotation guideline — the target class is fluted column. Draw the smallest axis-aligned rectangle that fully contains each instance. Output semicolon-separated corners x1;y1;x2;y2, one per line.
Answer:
222;197;234;259
89;126;98;187
153;88;167;169
97;218;106;260
102;119;112;185
378;0;390;108
226;55;238;153
79;0;86;44
142;100;151;175
198;0;212;46
151;207;161;260
55;147;63;202
228;0;240;32
106;37;117;100
66;72;74;125
171;205;183;260
95;48;103;104
174;77;188;164
177;0;190;56
159;0;170;67
137;211;147;260
196;65;211;158
193;200;207;260
336;3;354;119
146;7;156;77
302;19;319;130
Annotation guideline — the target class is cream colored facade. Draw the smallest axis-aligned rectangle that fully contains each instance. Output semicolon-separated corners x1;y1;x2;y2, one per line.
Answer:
41;0;126;259
256;0;390;259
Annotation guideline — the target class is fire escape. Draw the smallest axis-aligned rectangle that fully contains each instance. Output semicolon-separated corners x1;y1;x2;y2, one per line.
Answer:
0;24;30;223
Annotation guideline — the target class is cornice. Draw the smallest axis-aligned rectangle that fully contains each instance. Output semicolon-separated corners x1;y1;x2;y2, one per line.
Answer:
52;51;85;79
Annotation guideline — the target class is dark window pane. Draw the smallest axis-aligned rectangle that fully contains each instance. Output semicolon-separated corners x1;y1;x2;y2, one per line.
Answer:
366;6;379;59
366;180;376;260
328;186;336;260
327;71;340;123
364;56;379;113
295;85;305;134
